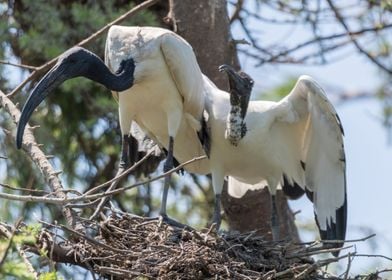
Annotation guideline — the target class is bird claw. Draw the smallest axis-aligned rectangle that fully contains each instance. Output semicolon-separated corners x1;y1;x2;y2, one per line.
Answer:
159;214;194;230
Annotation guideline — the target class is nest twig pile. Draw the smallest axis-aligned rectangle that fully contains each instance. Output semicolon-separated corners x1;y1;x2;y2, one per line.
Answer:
51;210;349;279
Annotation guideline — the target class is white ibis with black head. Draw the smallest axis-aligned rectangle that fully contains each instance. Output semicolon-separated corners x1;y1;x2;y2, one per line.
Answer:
16;26;210;227
206;64;346;256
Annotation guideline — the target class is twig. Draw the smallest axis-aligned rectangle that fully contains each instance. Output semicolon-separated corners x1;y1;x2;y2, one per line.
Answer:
84;150;154;196
41;222;133;254
355;253;392;262
82;155;207;200
89;150;155;219
0;155;207;204
0;182;49;195
288;244;353;258
0;89;79;230
0;60;38;71
95;265;153;279
229;0;244;24
0;221;18;268
254;23;392;65
295;233;376;246
326;0;392;75
343;252;353;280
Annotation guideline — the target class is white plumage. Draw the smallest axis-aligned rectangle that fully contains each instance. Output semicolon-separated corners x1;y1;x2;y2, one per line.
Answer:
106;26;209;174
204;73;346;244
16;26;346;254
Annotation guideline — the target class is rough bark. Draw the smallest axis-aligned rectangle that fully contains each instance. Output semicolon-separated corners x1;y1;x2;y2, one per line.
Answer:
167;0;239;89
222;184;300;241
167;0;300;241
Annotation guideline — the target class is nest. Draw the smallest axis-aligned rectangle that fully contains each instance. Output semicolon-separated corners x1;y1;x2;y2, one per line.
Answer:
48;210;346;280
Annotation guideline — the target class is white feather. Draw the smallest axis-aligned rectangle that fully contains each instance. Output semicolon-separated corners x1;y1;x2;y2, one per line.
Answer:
105;26;209;174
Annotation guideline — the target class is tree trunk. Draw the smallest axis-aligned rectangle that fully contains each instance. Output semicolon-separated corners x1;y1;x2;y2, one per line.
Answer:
167;0;299;241
167;0;239;89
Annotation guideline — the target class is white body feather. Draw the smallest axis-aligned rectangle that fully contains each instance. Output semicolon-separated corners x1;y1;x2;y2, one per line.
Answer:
220;76;346;232
105;26;209;173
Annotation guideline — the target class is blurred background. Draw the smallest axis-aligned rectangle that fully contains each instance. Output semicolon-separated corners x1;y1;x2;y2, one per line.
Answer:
0;0;391;278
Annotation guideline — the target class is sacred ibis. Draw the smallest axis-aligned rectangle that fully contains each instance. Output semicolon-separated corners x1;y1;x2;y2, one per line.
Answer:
16;26;210;226
205;64;346;255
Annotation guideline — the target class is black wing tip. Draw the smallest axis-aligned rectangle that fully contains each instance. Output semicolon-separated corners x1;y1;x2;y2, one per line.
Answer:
282;175;305;200
305;188;314;202
315;198;347;256
197;111;210;158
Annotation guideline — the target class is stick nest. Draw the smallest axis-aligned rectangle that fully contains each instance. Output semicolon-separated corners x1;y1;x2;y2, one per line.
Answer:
59;212;343;279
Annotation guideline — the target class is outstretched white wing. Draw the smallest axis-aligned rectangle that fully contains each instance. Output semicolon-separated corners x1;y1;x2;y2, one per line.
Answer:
279;75;347;242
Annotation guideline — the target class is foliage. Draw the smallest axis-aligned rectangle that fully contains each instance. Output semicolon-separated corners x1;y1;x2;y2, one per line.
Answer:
259;77;298;101
0;0;159;222
0;260;35;280
0;224;41;280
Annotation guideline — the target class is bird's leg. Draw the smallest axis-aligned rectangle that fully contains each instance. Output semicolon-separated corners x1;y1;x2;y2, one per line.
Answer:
89;134;130;220
211;194;222;229
271;194;280;241
159;136;174;217
119;134;131;170
158;137;189;229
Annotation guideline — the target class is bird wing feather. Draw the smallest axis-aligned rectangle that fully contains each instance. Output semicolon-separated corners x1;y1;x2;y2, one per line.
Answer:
159;33;205;121
277;75;347;242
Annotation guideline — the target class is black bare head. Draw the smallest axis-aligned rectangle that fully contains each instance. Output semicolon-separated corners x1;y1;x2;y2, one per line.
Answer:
16;46;135;149
219;64;254;119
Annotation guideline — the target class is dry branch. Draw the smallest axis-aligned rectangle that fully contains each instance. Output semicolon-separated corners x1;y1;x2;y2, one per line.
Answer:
0;155;206;205
0;89;79;229
1;213;388;280
326;0;392;75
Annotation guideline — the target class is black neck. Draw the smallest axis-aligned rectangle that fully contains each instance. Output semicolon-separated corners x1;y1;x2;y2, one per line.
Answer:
84;54;134;92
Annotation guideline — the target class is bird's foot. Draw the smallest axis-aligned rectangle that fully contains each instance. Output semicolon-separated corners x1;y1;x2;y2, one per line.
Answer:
159;214;194;230
208;214;221;232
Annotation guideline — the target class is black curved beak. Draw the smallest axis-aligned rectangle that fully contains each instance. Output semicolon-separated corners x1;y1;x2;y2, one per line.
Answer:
219;64;241;91
16;63;70;149
15;46;135;149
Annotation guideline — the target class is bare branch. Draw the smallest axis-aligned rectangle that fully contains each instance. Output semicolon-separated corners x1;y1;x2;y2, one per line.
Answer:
327;0;392;75
0;155;207;205
253;23;392;65
0;182;49;195
229;0;244;24
0;60;38;71
0;89;79;229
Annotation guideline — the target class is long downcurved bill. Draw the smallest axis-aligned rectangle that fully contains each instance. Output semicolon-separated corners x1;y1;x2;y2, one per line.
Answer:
16;63;70;149
219;64;241;88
